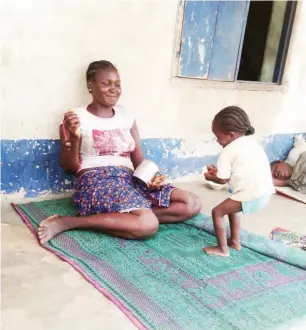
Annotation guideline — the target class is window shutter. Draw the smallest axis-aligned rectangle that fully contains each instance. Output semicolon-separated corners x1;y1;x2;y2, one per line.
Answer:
177;1;249;82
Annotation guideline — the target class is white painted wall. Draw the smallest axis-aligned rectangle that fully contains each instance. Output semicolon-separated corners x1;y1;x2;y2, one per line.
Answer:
2;0;306;142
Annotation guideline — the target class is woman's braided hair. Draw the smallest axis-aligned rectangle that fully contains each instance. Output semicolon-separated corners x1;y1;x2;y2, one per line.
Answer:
86;60;117;82
213;106;255;136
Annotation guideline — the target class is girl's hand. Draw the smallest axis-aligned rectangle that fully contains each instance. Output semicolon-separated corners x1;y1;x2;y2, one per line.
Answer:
207;164;217;175
204;171;228;185
63;110;80;138
204;171;216;182
148;174;167;190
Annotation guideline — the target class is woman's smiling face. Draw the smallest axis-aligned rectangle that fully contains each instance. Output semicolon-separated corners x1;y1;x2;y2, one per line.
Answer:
89;69;121;107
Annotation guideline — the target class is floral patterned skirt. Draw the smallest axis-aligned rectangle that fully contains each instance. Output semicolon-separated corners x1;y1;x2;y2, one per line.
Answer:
73;166;175;216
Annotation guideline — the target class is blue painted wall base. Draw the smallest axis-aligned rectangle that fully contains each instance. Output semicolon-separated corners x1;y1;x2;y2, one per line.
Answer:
1;134;303;196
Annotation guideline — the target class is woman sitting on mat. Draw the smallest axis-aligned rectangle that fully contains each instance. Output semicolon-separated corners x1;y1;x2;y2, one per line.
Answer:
38;60;201;244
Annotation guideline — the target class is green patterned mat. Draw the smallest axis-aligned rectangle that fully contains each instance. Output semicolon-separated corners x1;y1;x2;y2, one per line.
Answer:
14;198;306;330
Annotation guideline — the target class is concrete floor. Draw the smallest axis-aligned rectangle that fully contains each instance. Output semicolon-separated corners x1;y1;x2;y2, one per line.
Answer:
2;182;306;330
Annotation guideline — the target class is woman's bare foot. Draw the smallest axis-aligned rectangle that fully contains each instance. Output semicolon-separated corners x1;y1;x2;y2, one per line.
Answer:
37;215;67;244
227;238;241;250
203;246;230;257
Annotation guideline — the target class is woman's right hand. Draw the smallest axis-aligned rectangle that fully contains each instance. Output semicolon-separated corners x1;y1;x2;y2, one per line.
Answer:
63;110;80;138
148;174;168;191
59;111;81;171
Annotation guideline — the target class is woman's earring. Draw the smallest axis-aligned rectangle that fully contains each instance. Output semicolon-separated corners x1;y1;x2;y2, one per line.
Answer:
89;89;92;93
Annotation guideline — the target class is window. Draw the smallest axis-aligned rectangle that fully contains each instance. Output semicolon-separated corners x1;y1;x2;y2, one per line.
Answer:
175;1;297;84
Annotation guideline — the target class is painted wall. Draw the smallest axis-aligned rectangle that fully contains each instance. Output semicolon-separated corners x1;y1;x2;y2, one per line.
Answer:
2;0;306;196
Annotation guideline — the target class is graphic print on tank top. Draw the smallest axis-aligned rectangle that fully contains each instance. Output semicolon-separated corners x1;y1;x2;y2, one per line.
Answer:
92;129;135;158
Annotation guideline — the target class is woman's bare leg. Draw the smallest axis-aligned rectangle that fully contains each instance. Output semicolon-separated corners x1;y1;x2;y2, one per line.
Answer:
37;209;159;244
152;189;201;223
203;198;242;257
228;213;241;250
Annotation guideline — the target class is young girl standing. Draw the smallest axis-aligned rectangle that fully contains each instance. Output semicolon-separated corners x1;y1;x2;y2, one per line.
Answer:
204;106;275;257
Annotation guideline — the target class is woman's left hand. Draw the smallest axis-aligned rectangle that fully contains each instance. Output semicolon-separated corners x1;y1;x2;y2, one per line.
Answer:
148;174;168;190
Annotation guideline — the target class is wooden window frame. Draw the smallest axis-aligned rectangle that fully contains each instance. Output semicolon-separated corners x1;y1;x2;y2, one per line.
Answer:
174;0;297;85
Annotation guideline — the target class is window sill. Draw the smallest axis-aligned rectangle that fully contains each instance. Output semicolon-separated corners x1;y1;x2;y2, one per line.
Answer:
171;77;287;93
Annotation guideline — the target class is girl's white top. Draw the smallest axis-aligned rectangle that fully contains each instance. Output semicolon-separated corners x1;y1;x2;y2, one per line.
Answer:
216;136;275;201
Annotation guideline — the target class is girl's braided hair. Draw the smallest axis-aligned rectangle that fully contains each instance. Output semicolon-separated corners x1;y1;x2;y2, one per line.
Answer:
213;106;255;136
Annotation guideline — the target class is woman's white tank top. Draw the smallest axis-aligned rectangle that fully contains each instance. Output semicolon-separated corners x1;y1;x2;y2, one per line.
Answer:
70;106;136;172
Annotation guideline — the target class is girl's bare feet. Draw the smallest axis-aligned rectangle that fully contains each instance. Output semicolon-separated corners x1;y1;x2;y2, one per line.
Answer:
203;246;230;257
37;215;67;244
227;238;241;250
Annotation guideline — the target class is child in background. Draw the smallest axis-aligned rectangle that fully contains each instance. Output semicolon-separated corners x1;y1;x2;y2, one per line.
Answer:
271;151;306;194
204;106;275;257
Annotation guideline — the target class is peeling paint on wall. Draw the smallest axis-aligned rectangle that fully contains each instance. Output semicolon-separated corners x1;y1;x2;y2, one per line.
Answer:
1;140;74;197
171;139;221;158
1;134;304;197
